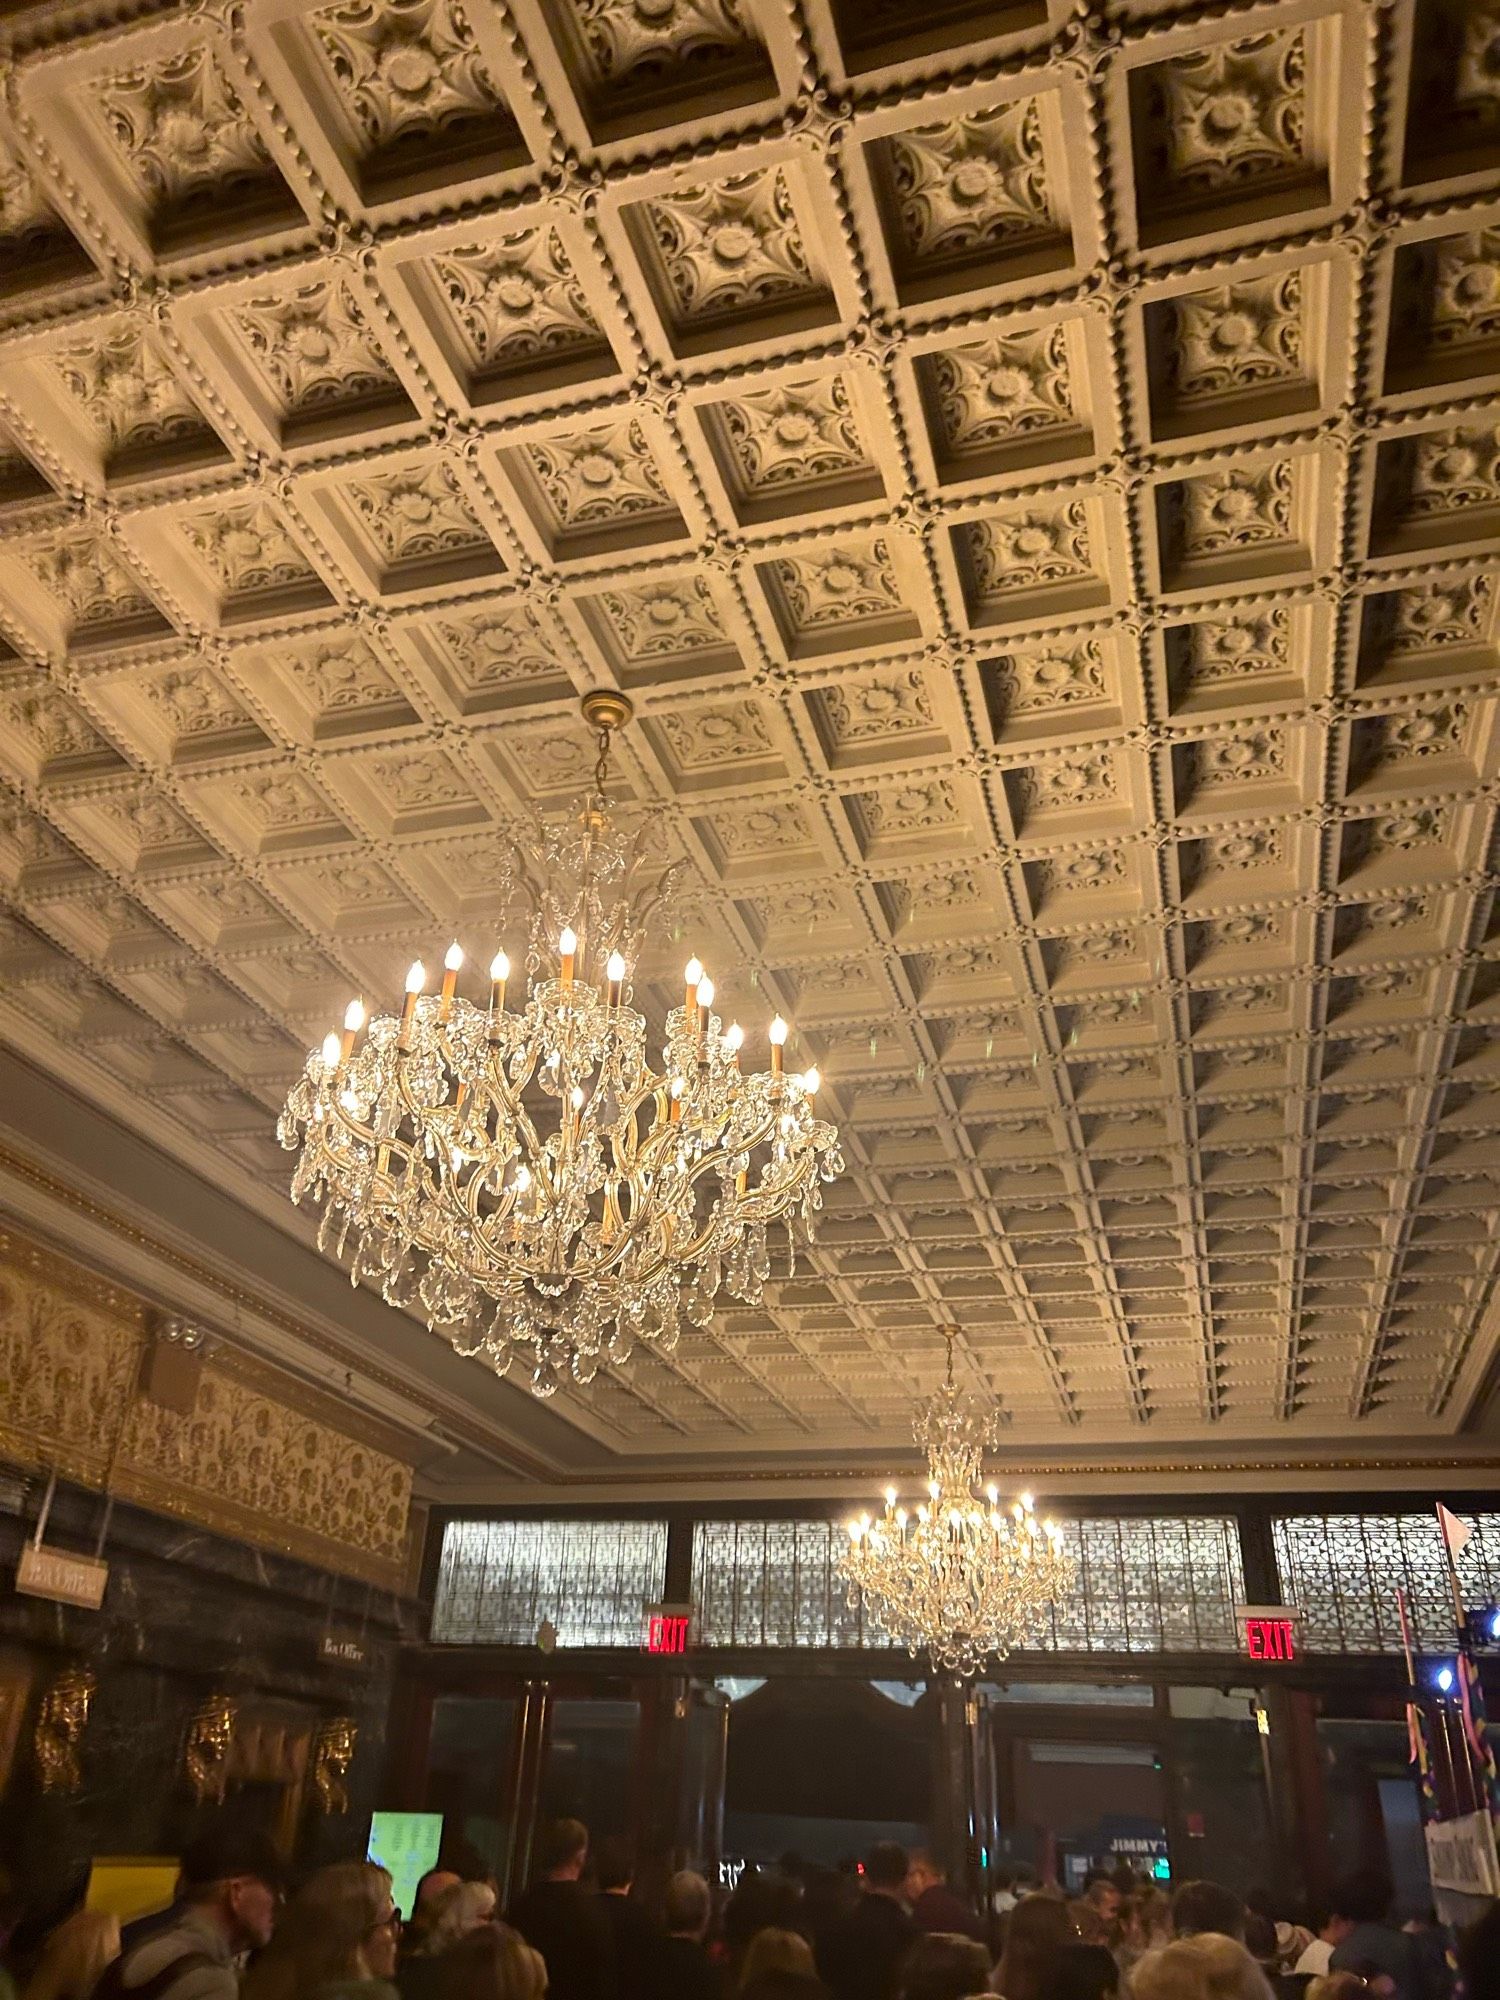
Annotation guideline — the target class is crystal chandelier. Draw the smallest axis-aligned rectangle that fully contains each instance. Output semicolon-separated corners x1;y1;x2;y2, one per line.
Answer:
278;692;844;1398
840;1334;1076;1676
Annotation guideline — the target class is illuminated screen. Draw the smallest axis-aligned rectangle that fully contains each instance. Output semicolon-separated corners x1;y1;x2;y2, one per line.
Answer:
368;1811;443;1918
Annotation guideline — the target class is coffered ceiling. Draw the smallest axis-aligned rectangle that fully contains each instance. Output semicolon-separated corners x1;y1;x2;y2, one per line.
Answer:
0;0;1498;1491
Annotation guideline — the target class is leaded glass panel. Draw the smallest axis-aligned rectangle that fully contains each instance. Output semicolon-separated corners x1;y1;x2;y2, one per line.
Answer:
692;1520;883;1647
1272;1512;1500;1654
431;1518;669;1646
691;1515;1245;1653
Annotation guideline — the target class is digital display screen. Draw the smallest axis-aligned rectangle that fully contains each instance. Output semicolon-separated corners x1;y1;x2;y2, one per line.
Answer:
368;1811;443;1919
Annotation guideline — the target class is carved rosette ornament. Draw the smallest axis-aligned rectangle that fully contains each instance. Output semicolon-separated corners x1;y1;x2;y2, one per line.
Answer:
34;1665;96;1794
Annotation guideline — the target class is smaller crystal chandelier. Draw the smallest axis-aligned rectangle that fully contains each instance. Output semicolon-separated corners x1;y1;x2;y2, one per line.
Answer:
840;1333;1076;1677
278;691;844;1398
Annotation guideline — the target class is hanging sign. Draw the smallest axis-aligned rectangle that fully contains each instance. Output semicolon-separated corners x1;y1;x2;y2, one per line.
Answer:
642;1604;693;1654
17;1544;109;1610
318;1632;369;1669
1426;1810;1500;1897
1235;1604;1299;1662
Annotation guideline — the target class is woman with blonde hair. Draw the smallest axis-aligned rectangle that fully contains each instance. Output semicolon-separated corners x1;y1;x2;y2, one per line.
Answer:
243;1863;400;2000
419;1883;497;1956
22;1910;119;2000
1130;1934;1274;2000
431;1926;546;2000
739;1931;817;1990
994;1893;1074;2000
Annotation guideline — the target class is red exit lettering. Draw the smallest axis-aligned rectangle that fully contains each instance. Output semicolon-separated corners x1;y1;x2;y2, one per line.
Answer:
646;1614;690;1655
1244;1616;1296;1662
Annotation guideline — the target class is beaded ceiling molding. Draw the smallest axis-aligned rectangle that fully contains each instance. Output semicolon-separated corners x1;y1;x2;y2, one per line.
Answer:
0;0;1497;1465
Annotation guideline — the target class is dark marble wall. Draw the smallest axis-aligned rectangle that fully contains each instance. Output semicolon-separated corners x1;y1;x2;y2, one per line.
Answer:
0;1465;412;1911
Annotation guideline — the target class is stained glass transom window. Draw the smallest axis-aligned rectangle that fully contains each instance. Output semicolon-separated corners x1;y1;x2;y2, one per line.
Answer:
1272;1513;1500;1654
431;1518;669;1647
691;1516;1245;1653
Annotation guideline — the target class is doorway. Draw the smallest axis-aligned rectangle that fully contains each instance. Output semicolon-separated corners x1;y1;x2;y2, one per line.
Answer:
720;1676;933;1870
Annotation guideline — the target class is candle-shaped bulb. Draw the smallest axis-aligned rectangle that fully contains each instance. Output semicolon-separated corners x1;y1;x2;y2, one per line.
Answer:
725;1021;744;1054
405;960;426;994
986;1483;999;1504
769;1013;787;1077
848;1520;863;1542
570;1085;585;1111
885;1485;898;1507
697;975;715;1009
684;957;703;986
438;940;463;1019
606;950;627;983
559;925;577;986
803;1064;821;1094
514;1164;531;1193
1019;1490;1034;1512
490;950;509;982
320;1031;341;1068
339;997;364;1062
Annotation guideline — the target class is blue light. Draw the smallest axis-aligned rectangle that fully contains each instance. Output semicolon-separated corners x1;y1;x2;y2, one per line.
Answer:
1490;1608;1500;1642
1436;1665;1456;1694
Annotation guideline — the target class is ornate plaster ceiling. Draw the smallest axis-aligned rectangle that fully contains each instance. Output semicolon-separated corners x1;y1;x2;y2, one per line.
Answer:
0;0;1498;1477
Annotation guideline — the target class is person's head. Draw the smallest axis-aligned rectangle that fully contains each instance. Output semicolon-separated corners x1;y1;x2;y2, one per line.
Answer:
739;1976;829;2000
1306;1978;1372;2000
905;1853;947;1903
665;1871;711;1942
998;1892;1076;2000
1170;1881;1246;1943
1050;1944;1120;2000
1459;1903;1500;2000
178;1831;285;1954
738;1930;815;1990
536;1820;589;1883
242;1863;398;2000
863;1844;909;1898
725;1873;802;1971
897;1934;991;2000
436;1924;547;2000
424;1882;497;1953
1329;1872;1393;1927
23;1908;120;2000
412;1871;462;1928
594;1838;633;1896
1241;1915;1277;1968
1084;1876;1122;1923
1130;1934;1273;2000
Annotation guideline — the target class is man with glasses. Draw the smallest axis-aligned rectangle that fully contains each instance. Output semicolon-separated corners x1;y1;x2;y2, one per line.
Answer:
95;1832;283;2000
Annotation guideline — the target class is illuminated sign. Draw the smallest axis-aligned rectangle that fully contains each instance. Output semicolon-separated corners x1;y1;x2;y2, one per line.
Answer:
1236;1604;1299;1662
643;1605;692;1654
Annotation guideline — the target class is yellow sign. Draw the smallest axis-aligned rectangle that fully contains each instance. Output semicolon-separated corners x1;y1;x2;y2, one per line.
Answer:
86;1859;179;1925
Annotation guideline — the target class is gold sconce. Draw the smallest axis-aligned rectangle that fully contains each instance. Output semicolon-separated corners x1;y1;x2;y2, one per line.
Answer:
184;1691;239;1806
34;1665;95;1794
310;1715;357;1815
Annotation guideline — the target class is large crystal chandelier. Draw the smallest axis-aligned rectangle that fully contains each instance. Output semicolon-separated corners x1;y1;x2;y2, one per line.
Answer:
278;692;844;1398
840;1334;1076;1676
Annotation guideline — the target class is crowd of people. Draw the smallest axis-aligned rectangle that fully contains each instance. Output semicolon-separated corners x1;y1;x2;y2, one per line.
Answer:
2;1825;1499;2000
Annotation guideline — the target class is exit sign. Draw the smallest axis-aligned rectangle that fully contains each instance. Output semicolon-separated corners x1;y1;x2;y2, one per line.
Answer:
1236;1605;1299;1662
643;1605;692;1654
